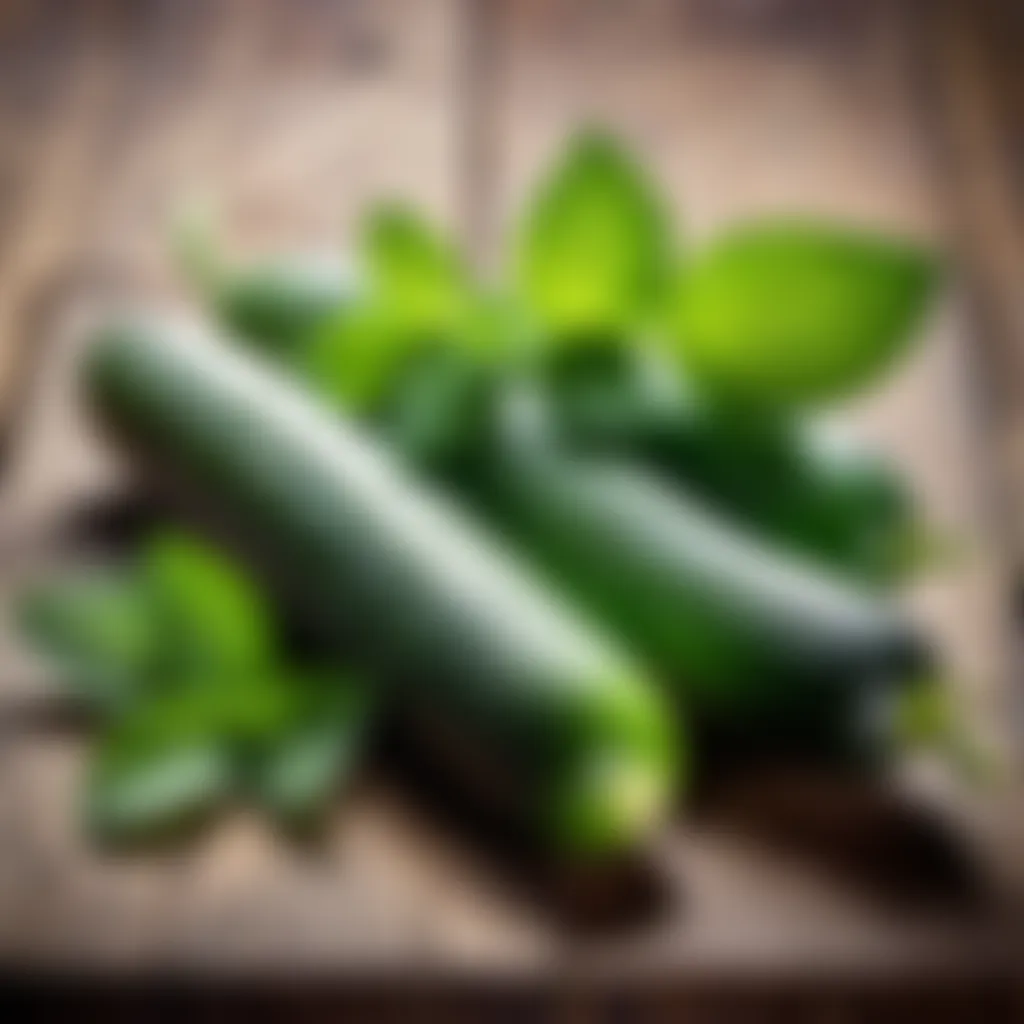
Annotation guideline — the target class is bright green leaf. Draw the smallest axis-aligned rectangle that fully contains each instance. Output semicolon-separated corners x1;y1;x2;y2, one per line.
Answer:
297;208;499;413
515;131;673;338
300;301;414;413
142;532;276;679
362;204;467;336
668;219;940;406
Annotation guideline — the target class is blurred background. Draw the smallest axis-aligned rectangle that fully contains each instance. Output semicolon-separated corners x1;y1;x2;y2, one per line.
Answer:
0;0;1022;1016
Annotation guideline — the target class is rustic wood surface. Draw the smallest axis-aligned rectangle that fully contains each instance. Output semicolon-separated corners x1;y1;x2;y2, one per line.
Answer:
0;0;1021;987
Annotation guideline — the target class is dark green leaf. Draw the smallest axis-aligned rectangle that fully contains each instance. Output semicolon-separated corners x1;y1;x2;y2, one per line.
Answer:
515;131;673;338
377;346;496;472
668;219;939;406
250;674;373;829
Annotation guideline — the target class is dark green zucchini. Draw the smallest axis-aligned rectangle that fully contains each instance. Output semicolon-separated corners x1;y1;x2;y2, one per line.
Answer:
531;342;920;587
85;317;678;857
457;388;933;768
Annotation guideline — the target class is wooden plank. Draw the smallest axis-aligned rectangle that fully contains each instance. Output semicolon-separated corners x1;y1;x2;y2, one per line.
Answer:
0;0;1018;980
84;0;467;292
0;0;135;455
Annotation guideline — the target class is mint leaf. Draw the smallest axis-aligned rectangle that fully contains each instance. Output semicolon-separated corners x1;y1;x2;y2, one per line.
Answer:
515;131;673;338
85;686;236;842
19;571;159;711
142;532;276;679
297;208;470;413
362;204;468;337
668;219;939;406
300;302;412;413
251;674;373;829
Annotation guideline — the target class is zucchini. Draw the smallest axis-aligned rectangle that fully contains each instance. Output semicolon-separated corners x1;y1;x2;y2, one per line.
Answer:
85;317;677;857
213;253;355;356
471;400;931;768
533;343;919;586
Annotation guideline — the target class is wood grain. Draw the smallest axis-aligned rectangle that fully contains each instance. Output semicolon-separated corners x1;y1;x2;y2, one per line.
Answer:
0;0;1019;984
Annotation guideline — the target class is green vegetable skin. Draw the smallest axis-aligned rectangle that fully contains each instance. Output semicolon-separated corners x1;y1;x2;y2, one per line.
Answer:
85;317;678;857
533;344;917;586
458;389;932;768
212;253;355;356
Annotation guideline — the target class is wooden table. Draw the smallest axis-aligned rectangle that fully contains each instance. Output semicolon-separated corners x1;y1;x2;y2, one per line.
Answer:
0;0;1021;1010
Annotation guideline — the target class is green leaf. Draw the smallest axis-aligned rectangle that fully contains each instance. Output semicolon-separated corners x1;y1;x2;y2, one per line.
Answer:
300;301;414;413
142;532;276;679
362;204;468;337
515;131;673;338
250;674;373;829
297;208;500;413
19;571;159;712
85;686;236;842
667;219;940;406
377;346;496;471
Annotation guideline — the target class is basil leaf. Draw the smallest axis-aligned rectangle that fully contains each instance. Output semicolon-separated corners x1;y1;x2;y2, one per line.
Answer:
19;571;159;712
362;204;467;337
300;301;413;413
299;209;490;413
142;532;276;679
85;687;236;842
515;131;673;339
251;675;373;829
668;220;939;406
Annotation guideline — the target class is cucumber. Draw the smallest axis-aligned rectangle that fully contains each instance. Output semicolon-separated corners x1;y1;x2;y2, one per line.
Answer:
533;342;919;586
461;388;932;768
85;317;677;857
